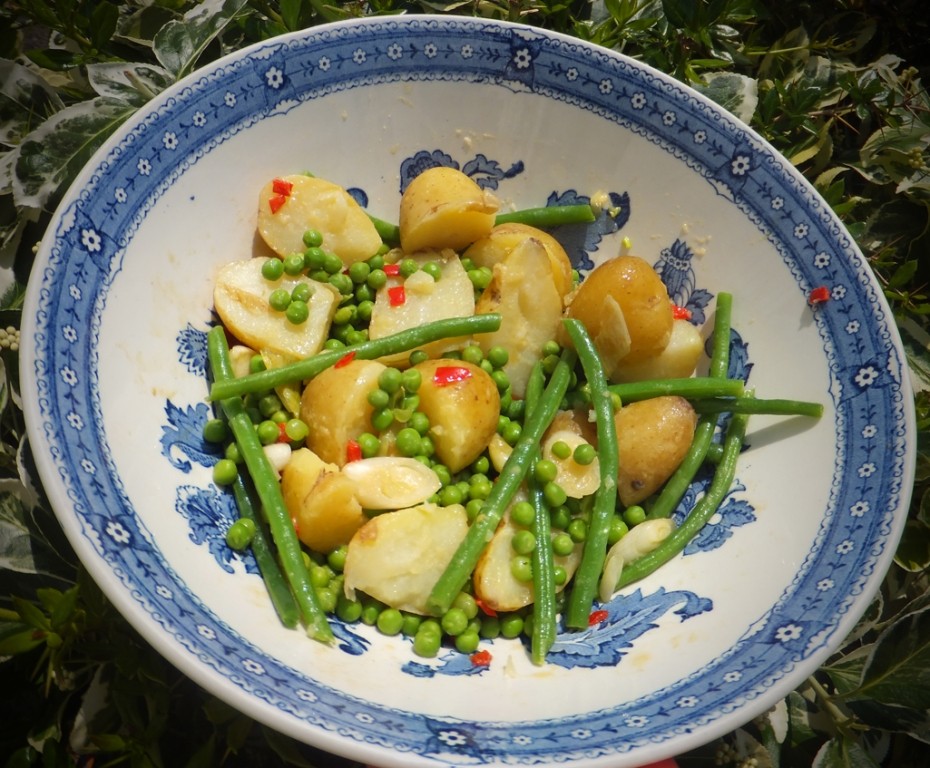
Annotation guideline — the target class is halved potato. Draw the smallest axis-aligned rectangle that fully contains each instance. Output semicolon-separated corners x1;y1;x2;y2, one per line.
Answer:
368;249;475;366
611;318;704;382
213;258;340;361
541;429;600;499
615;396;698;506
257;174;382;264
399;167;499;253
474;236;564;397
343;503;469;614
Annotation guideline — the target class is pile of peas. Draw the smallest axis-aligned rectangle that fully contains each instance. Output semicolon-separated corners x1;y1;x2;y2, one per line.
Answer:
210;227;646;659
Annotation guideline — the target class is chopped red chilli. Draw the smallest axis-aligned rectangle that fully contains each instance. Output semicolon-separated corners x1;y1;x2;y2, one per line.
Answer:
808;286;831;305
268;194;287;214
433;366;473;386
345;439;362;463
388;285;406;307
470;649;492;667
276;422;290;443
672;304;692;320
383;263;401;276
272;178;294;196
588;609;609;626
475;597;498;617
335;350;357;368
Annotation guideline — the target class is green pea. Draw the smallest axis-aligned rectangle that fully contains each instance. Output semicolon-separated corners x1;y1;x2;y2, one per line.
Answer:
323;338;345;350
534;459;559;484
510;500;535;527
345;329;368;345
486;345;509;369
268;287;291;311
441;607;469;636
202;418;228;444
568;517;587;542
623;505;647;526
370;407;394;432
261;257;284;281
500;614;524;639
553;565;568;586
551;440;572;460
542;339;561;357
283;252;306;275
304;246;326;271
327;545;347;572
510;554;533;582
377;608;404;636
356;299;374;321
249;354;266;373
465;498;484;522
256;420;280;446
479;616;500;639
258;393;283;418
452;592;479;620
421;260;442;280
284;301;310;325
608;516;629;544
468;266;493;289
511;529;537;555
573;443;597;466
408;349;429;366
378;367;403;394
401;613;422;637
468;476;492;500
367;253;385;270
290;283;312;304
491;369;510;393
360;600;382;626
302;228;323;247
552;532;575;557
471;455;490;474
461;344;484;365
284;418;309;443
367;268;387;290
212;458;238;486
439;484;464;506
355;283;374;303
348;261;371;284
328;272;353;295
501;420;522;445
413;628;442;658
455;631;480;654
225;517;255;550
543;480;567;508
401;368;422;393
333;305;357;325
399;257;418;277
506;398;525;421
395;427;422;457
408;411;430;436
224;442;242;464
308;564;332;589
336;594;363;622
322;252;344;274
357;432;380;458
432;464;451;486
550;505;571;530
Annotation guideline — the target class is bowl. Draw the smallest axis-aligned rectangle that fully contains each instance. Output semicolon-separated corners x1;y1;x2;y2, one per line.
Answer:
20;14;915;768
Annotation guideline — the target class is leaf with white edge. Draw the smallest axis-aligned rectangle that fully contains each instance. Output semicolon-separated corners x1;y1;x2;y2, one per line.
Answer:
0;58;63;145
695;71;758;125
0;480;39;574
812;736;882;768
12;96;136;210
153;0;250;80
86;62;173;103
846;604;930;710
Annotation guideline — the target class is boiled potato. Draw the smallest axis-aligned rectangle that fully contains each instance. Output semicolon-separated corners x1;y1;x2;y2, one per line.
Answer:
213;258;340;361
473;512;582;612
412;358;500;473
399;167;499;253
343;503;469;614
611;318;704;383
256;174;382;264
473;236;564;397
463;222;574;301
566;255;674;378
300;358;386;466
281;448;365;553
615;396;698;506
368;249;475;366
541;429;600;499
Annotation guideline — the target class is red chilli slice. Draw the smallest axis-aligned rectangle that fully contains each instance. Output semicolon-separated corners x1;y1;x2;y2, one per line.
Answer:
272;178;294;196
671;304;692;320
335;350;356;368
383;263;401;276
432;366;473;386
345;440;362;463
808;286;831;305
276;422;290;443
470;649;492;667
388;285;406;306
588;609;609;626
268;193;288;214
475;598;498;617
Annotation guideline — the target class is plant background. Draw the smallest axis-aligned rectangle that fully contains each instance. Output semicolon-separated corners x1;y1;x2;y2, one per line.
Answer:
1;1;929;766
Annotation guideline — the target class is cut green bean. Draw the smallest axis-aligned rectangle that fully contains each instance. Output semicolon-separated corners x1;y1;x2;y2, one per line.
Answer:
230;474;300;628
608;376;744;402
207;327;333;643
494;204;596;228
366;213;400;245
562;318;620;630
427;349;577;616
524;362;557;665
692;396;823;418
616;411;750;589
210;313;501;401
709;292;733;379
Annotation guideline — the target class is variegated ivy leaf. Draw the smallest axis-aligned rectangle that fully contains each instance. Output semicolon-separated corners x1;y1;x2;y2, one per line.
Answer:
86;62;174;103
12;96;137;211
153;0;250;80
0;59;64;146
0;478;39;575
694;72;759;126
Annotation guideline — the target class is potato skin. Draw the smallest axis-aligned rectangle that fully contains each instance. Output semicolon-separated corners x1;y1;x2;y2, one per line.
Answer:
615;396;698;506
300;358;386;466
567;255;674;375
412;358;500;473
399;167;499;253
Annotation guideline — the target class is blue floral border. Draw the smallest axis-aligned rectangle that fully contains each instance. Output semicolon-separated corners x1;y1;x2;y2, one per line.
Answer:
24;16;912;765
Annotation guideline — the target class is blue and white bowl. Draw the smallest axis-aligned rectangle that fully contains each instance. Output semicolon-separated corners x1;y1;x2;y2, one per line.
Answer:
21;15;915;768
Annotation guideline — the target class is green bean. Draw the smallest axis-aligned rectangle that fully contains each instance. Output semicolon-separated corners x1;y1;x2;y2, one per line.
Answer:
494;204;596;228
207;327;333;643
616;410;750;589
230;474;300;628
608;376;744;402
210;314;501;401
692;396;823;418
366;214;400;245
644;293;733;522
561;319;620;630
426;348;577;616
523;362;557;665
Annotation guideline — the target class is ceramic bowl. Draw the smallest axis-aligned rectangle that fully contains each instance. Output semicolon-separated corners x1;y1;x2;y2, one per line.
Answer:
21;15;915;768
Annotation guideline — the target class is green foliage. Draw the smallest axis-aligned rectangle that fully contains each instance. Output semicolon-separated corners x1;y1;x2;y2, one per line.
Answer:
1;1;930;766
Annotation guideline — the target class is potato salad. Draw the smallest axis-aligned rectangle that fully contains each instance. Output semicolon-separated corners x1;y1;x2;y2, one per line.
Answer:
204;167;820;664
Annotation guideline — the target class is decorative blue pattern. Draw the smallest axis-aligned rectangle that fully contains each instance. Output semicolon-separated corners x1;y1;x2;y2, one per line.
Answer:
23;16;912;767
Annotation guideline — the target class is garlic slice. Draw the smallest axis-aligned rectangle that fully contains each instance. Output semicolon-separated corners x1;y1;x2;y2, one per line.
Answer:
541;429;601;499
341;457;442;510
599;518;676;604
